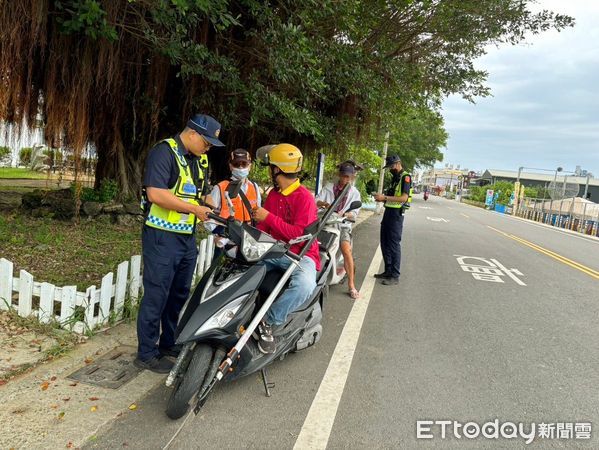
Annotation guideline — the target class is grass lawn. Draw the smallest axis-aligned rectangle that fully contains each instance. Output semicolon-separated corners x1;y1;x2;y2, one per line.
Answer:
0;167;48;179
0;211;142;288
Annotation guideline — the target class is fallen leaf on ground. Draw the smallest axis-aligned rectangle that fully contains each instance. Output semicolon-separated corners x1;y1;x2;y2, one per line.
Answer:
90;405;98;412
41;381;50;391
66;441;73;448
0;380;7;386
57;411;65;419
69;382;78;387
128;403;137;410
89;397;99;401
51;404;58;409
84;357;93;364
62;397;71;402
50;376;57;381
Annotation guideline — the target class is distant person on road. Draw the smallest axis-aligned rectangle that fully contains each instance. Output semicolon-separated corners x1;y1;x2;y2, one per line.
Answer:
316;160;362;299
136;114;224;374
373;155;412;285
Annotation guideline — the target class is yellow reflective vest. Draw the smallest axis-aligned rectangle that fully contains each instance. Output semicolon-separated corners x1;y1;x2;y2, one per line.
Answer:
385;171;413;210
143;138;208;234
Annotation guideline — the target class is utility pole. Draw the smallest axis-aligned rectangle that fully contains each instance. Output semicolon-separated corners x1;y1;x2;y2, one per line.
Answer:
376;131;390;214
377;131;390;195
584;173;591;199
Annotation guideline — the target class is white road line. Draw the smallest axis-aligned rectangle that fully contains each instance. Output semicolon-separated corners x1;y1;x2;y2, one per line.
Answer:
460;213;470;218
294;247;383;450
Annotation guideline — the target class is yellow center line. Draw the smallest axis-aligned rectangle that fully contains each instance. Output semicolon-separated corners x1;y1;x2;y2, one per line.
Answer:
487;226;599;280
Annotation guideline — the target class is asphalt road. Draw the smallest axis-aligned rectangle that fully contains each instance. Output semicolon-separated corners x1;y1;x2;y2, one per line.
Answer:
87;195;599;450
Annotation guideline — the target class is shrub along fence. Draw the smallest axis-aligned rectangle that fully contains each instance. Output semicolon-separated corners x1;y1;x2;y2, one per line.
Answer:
0;235;214;334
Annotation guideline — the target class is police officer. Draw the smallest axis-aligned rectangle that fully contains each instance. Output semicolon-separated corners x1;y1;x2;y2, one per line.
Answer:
136;114;224;373
373;155;412;286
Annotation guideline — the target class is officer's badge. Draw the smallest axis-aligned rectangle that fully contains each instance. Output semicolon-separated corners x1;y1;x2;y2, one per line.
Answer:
215;129;220;138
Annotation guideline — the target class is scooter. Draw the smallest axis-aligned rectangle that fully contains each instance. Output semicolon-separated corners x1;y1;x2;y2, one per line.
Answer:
164;184;351;420
318;201;362;286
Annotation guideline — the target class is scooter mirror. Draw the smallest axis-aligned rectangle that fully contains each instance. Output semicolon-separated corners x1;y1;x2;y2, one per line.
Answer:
347;201;362;211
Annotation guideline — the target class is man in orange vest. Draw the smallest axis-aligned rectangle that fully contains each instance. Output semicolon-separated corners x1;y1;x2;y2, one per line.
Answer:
206;149;261;255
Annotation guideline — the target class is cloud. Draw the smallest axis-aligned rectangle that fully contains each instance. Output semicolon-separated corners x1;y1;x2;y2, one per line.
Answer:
442;0;599;175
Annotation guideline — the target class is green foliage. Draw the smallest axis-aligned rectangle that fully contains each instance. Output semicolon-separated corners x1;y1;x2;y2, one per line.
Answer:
0;146;10;160
19;147;32;166
43;148;64;168
469;181;514;204
1;0;574;197
71;178;119;202
55;0;118;41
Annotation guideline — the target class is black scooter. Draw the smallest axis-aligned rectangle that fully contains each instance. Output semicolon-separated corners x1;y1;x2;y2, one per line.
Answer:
164;184;351;419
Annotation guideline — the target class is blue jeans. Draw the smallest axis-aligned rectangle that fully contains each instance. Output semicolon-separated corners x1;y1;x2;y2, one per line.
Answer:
262;256;317;326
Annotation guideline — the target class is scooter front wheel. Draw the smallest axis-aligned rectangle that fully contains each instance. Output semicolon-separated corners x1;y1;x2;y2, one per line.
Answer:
165;344;213;420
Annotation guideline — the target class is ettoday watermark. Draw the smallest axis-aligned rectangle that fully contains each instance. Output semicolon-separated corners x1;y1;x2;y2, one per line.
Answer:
416;420;591;444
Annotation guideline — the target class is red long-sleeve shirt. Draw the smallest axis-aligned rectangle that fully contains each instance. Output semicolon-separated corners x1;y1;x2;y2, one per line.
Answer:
257;181;321;271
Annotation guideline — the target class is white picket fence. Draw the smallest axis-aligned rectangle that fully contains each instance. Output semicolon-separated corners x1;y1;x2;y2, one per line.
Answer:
0;235;214;334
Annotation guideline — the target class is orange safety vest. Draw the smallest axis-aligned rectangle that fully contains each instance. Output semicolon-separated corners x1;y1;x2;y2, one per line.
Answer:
217;179;259;222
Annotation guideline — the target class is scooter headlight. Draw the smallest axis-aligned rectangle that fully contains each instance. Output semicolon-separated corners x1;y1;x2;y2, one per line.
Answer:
194;294;248;336
241;229;274;262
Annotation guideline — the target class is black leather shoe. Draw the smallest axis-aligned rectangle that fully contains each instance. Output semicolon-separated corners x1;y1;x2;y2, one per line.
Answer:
159;345;181;359
374;272;391;279
382;278;399;286
134;356;174;374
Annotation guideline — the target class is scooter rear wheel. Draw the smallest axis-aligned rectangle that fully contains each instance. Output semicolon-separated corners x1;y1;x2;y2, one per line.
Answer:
166;344;213;420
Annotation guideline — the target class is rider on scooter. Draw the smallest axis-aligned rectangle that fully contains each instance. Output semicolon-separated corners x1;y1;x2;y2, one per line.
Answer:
316;160;362;299
251;144;320;354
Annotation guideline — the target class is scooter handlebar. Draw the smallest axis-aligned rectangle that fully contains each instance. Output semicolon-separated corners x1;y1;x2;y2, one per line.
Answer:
207;212;228;225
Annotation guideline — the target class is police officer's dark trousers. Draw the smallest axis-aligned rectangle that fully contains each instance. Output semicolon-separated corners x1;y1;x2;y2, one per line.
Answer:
380;207;405;279
137;226;198;361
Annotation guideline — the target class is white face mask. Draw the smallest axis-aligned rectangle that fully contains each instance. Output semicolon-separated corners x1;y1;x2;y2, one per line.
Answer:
232;167;250;180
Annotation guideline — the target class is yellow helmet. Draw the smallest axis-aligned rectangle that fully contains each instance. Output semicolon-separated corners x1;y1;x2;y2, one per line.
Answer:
265;143;303;173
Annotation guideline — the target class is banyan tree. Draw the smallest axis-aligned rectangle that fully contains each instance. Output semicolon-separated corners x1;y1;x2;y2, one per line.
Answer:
0;1;572;199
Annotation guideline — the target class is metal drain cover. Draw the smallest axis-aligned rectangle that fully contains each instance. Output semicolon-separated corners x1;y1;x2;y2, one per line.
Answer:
67;346;142;389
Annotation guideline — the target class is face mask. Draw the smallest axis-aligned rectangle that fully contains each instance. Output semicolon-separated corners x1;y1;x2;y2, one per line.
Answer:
232;167;250;180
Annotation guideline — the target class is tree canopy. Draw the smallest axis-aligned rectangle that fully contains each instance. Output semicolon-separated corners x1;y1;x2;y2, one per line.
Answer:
0;1;574;198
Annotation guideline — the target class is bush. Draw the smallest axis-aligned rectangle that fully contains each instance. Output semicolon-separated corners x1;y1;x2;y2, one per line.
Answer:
0;146;10;159
70;178;119;202
19;147;32;166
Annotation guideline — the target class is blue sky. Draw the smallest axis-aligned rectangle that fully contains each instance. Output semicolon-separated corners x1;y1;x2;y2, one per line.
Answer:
441;0;599;176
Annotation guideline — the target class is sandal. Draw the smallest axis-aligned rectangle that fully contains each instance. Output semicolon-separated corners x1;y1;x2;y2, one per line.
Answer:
348;288;360;300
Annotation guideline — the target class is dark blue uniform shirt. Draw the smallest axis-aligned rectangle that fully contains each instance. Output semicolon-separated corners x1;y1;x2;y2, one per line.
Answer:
142;134;209;243
143;134;208;194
